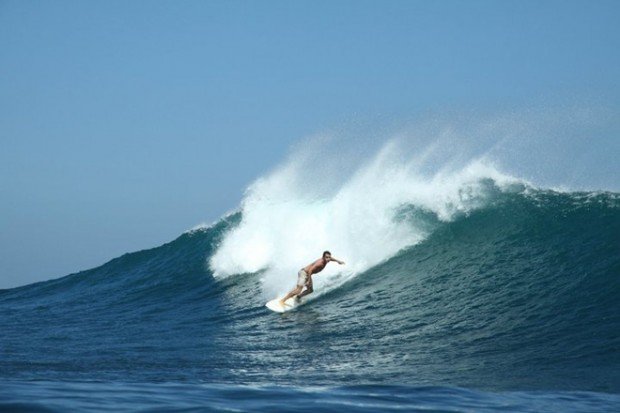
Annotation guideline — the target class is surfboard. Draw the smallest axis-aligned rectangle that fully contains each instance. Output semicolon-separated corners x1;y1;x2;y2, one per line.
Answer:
265;296;302;313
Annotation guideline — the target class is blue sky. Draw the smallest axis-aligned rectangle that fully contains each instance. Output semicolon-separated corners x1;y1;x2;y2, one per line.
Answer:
1;0;619;288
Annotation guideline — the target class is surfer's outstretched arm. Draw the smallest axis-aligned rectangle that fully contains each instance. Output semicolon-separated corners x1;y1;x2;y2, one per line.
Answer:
330;257;345;265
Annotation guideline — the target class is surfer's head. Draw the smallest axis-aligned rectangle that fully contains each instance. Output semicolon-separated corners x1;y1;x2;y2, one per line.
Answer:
323;251;332;261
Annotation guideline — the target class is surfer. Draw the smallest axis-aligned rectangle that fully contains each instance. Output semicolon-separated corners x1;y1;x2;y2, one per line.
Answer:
279;251;345;306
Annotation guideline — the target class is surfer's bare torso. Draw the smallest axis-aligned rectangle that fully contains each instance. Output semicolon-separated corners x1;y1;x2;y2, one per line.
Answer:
303;258;329;276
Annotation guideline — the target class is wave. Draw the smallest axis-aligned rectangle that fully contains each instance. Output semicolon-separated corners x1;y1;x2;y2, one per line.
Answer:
1;136;619;393
209;138;528;299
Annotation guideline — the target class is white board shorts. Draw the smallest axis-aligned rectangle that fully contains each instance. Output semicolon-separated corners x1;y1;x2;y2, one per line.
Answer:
297;269;309;287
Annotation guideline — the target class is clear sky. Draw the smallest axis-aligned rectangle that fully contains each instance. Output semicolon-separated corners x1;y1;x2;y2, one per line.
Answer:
1;0;619;289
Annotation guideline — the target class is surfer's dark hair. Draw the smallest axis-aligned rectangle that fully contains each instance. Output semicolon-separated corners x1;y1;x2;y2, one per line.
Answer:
323;251;331;257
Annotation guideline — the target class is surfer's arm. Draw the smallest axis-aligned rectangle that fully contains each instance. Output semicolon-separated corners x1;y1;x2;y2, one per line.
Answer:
331;257;345;265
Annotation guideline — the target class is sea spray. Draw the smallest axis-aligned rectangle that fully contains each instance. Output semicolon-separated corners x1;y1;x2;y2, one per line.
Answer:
209;137;524;298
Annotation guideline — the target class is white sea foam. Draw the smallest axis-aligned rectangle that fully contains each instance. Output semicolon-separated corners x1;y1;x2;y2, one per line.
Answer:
209;136;524;299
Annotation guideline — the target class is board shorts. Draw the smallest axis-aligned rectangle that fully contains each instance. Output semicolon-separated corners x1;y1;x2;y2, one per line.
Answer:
297;269;309;287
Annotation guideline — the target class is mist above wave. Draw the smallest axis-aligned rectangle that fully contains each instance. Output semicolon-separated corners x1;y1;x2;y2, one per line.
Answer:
208;104;619;298
209;132;526;298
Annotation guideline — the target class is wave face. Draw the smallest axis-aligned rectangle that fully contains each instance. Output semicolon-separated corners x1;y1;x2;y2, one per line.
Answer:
2;185;618;391
1;140;619;410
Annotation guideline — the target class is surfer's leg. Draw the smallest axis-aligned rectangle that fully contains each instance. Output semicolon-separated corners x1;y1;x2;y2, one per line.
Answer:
280;286;303;305
297;277;313;298
280;270;309;305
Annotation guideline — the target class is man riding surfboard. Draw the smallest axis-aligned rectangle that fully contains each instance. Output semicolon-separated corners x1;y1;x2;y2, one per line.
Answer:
279;251;345;306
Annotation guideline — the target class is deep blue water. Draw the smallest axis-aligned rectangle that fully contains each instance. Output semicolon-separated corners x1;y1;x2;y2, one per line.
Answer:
1;188;619;411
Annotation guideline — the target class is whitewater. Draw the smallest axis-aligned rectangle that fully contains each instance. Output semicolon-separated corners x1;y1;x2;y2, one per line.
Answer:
210;135;525;300
1;122;619;412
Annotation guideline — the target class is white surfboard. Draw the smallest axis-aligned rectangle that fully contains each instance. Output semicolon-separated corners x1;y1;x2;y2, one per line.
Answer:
265;296;302;313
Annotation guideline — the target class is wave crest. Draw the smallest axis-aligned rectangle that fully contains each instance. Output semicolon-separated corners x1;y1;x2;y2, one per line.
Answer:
209;138;525;298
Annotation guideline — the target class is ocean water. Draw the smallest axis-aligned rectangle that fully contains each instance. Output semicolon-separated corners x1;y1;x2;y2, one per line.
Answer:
1;142;619;412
